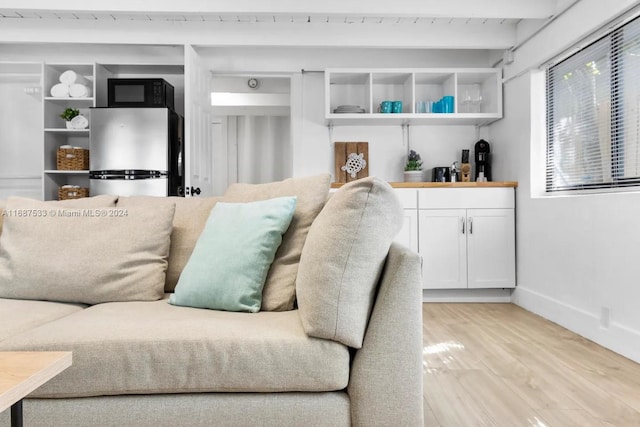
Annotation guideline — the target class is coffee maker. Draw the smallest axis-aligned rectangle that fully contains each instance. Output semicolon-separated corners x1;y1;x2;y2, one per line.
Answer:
474;139;491;182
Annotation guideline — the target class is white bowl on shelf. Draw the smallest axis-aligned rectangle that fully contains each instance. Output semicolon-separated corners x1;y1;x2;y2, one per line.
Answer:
69;115;89;129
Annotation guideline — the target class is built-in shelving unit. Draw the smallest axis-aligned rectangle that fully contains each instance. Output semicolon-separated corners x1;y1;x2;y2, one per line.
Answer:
42;63;95;200
325;68;502;126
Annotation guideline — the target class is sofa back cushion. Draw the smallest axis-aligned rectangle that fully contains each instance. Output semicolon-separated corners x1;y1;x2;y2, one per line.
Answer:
0;195;175;305
296;177;403;348
0;199;5;236
223;174;331;311
116;196;222;293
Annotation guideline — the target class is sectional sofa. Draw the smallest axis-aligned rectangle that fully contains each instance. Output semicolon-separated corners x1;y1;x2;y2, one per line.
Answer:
0;175;424;427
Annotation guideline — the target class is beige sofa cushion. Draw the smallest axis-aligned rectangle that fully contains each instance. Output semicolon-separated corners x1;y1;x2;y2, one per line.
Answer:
296;177;403;348
0;298;350;398
10;393;351;427
0;298;86;342
0;199;6;235
0;195;175;304
117;196;222;293
223;174;331;311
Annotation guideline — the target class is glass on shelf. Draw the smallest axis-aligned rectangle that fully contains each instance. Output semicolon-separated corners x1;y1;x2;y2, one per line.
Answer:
415;101;432;114
461;84;483;113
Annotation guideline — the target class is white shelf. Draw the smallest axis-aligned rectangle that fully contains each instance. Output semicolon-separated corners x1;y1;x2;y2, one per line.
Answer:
100;63;184;75
325;68;502;126
44;128;90;133
44;170;89;174
44;97;94;102
326;113;502;126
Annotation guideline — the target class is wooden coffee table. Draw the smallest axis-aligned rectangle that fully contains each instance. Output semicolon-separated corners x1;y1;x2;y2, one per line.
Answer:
0;352;72;427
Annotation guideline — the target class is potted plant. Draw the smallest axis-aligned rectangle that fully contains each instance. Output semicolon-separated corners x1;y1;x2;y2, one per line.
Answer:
404;149;423;182
59;108;88;129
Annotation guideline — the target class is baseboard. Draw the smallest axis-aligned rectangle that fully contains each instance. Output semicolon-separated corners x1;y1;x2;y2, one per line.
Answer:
512;286;640;364
423;288;513;303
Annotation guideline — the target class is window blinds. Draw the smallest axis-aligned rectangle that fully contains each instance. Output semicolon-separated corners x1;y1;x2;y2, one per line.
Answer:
546;15;640;192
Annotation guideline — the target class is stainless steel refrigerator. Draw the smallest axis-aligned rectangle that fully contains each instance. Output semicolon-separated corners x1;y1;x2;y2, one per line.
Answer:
89;107;184;197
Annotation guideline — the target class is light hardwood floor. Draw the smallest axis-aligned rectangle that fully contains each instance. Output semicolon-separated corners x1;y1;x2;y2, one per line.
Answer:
422;303;640;427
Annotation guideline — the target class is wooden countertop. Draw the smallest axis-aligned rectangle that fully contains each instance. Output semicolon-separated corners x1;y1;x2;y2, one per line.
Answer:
331;181;518;189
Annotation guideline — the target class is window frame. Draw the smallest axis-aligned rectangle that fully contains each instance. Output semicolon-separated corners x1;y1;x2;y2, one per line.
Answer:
545;17;640;194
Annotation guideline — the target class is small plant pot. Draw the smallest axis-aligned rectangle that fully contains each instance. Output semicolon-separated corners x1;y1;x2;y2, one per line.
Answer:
404;170;423;182
65;121;74;129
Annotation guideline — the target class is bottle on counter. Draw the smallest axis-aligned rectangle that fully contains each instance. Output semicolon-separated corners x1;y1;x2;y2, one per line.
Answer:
450;161;459;183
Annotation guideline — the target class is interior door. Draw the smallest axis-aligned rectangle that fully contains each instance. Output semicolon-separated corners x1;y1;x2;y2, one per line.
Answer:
184;44;214;197
419;209;468;289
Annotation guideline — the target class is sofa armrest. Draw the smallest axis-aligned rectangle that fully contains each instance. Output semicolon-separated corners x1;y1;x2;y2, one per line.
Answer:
347;243;424;426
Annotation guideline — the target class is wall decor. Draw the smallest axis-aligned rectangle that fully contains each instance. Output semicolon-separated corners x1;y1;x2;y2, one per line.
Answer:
334;142;369;183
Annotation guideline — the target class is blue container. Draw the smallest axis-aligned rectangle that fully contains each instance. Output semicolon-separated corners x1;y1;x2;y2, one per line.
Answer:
442;96;455;113
379;101;392;113
392;101;403;113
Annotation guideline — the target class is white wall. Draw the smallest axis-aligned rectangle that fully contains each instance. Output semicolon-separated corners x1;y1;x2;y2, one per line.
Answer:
489;1;640;363
0;45;494;189
201;47;492;181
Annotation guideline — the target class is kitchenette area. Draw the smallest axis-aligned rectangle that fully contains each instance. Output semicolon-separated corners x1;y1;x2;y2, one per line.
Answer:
0;43;518;301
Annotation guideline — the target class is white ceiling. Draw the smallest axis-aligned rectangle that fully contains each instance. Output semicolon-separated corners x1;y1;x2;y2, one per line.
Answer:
0;11;522;26
0;0;574;49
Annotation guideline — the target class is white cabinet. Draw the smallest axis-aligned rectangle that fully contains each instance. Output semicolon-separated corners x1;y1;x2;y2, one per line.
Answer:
466;208;515;289
394;187;516;290
419;207;515;289
418;209;468;289
397;209;419;253
418;188;515;290
394;188;419;253
325;68;502;126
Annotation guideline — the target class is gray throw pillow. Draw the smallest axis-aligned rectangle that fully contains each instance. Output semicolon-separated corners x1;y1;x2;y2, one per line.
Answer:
0;195;175;305
296;177;403;348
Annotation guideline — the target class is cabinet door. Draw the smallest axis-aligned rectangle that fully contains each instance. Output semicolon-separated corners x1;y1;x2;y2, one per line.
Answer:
419;209;467;290
466;208;515;289
395;208;419;253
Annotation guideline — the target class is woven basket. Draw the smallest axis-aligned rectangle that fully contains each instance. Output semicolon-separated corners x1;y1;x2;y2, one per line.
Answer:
57;148;89;170
58;187;89;200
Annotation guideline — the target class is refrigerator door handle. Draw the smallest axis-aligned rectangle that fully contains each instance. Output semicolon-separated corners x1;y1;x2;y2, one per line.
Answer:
90;171;167;180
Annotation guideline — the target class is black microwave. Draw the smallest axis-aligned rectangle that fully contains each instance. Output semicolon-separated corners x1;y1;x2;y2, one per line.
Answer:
107;78;174;109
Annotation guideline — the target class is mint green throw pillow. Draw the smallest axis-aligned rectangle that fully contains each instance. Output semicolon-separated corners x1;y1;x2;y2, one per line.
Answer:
169;196;297;312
